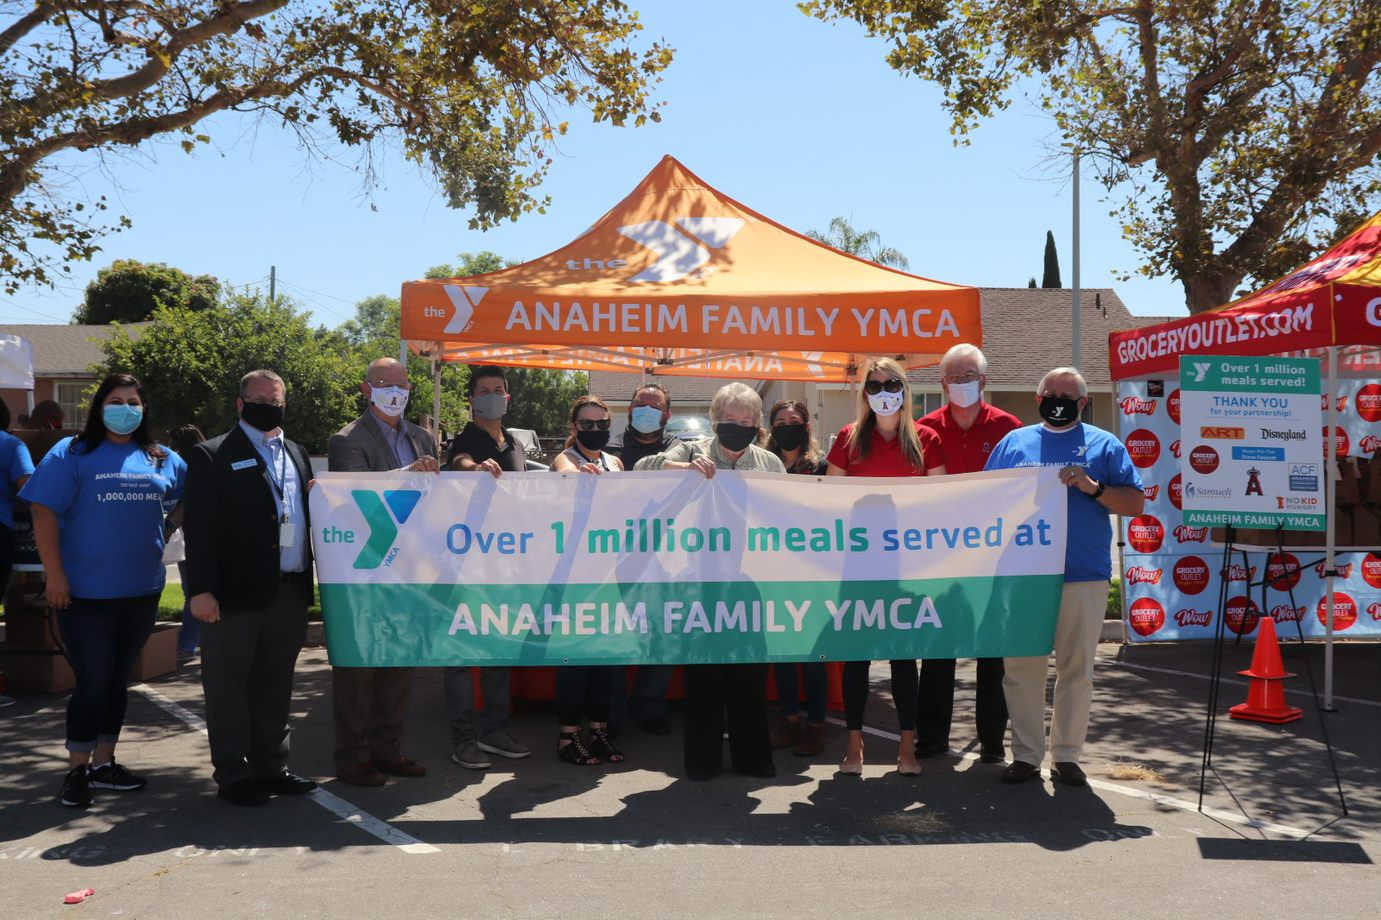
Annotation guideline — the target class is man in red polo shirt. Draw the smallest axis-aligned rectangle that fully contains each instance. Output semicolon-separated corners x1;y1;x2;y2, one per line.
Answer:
916;344;1022;764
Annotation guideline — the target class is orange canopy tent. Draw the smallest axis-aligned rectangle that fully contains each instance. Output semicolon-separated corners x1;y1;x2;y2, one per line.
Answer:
401;156;981;382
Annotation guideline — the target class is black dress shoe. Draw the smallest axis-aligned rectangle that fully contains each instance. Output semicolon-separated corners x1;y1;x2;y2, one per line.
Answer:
914;740;949;759
1051;762;1088;786
218;780;270;807
979;748;1006;764
260;771;317;795
1000;760;1042;784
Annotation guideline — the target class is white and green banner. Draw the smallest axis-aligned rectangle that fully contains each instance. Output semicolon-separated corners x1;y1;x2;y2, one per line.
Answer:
308;468;1069;667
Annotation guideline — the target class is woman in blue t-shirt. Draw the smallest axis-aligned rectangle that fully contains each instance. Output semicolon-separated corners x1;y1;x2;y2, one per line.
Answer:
20;373;186;809
0;399;36;598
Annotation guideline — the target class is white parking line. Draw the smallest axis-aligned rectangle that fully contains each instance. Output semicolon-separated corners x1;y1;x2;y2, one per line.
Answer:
132;684;440;855
823;716;1318;840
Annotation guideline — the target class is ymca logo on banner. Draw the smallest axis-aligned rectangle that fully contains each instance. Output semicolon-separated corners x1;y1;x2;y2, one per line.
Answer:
617;218;747;282
346;489;423;570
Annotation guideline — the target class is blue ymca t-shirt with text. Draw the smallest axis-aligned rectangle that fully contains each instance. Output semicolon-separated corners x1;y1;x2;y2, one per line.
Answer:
20;437;186;599
984;422;1141;582
0;431;36;530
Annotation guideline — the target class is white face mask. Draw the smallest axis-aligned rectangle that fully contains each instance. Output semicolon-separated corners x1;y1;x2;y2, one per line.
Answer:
946;380;981;408
867;391;905;417
370;385;409;418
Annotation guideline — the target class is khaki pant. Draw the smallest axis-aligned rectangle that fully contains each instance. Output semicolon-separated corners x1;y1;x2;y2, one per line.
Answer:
1003;580;1109;766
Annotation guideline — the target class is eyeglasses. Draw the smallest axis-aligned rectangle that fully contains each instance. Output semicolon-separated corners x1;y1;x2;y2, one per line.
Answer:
863;379;905;396
576;418;612;431
942;372;981;384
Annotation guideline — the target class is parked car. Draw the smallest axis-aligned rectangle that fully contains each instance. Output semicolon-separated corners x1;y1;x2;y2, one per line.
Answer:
665;416;714;442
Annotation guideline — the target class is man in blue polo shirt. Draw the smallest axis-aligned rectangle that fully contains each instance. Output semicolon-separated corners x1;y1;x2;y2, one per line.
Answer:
985;367;1144;786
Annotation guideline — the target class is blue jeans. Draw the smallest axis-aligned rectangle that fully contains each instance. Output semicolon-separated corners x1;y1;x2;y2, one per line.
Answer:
58;595;159;753
774;662;828;723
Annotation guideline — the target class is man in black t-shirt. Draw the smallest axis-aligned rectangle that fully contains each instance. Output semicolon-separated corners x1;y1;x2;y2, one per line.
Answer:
443;367;530;770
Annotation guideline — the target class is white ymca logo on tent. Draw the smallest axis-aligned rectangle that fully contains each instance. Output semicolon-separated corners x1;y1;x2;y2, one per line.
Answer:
617;217;747;283
441;285;488;334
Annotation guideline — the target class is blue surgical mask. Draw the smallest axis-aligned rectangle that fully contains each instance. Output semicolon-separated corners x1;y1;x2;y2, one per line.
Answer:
103;403;143;435
630;405;665;434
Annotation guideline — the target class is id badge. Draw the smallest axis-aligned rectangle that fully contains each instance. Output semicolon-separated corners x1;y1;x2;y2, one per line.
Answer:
279;520;296;548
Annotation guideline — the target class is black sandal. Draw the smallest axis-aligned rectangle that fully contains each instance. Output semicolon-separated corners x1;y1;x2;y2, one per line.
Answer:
558;731;601;766
587;726;625;763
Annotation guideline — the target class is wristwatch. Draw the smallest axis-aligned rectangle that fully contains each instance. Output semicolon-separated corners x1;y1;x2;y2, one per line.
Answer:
1090;479;1106;499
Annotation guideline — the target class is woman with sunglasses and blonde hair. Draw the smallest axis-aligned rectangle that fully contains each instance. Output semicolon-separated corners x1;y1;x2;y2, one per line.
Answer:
825;357;946;777
550;395;625;765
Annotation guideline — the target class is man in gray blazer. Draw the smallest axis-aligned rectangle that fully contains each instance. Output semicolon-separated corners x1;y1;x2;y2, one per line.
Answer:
326;357;440;786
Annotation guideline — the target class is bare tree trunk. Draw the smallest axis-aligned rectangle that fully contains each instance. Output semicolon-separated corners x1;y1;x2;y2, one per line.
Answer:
1182;270;1240;314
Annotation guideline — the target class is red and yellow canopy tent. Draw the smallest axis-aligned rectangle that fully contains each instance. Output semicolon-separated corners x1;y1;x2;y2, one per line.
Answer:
401;156;982;382
1109;212;1381;380
1108;211;1381;707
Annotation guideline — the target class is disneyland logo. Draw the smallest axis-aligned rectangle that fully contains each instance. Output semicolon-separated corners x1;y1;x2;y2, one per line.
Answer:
1125;566;1164;585
1271;604;1306;624
1173;524;1209;543
1120;396;1157;416
1174;608;1213;627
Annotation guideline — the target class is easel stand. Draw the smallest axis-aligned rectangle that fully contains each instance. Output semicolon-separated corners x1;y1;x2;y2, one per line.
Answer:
1197;524;1349;817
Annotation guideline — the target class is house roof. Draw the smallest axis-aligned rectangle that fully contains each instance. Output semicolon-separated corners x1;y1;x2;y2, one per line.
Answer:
909;288;1177;391
0;323;147;376
589;288;1178;397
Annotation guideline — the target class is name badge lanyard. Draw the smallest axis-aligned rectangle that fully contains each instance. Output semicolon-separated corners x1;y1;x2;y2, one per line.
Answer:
264;442;290;524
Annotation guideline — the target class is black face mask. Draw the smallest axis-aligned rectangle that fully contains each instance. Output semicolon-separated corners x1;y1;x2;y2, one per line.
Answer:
575;429;611;452
1039;395;1081;428
715;422;758;452
772;423;808;452
241;401;284;432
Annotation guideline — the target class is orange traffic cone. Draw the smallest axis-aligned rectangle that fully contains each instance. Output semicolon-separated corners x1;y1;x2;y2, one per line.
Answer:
1229;617;1303;723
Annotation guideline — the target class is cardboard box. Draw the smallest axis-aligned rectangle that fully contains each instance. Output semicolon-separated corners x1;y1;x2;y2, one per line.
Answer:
134;623;179;682
1336;458;1362;506
1353;505;1381;550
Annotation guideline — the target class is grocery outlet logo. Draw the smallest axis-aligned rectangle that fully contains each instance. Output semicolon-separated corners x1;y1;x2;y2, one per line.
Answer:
342;489;423;569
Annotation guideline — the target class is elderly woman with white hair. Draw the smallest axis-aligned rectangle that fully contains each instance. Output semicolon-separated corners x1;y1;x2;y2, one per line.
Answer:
636;382;785;780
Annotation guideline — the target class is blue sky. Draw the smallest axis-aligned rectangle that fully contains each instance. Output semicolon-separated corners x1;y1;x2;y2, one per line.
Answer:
1;2;1187;327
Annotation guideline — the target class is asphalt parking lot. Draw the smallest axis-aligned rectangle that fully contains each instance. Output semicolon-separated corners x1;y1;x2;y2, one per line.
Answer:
2;640;1377;919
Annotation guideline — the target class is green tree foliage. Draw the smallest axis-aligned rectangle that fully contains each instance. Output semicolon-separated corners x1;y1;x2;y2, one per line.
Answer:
74;259;221;324
502;368;590;438
339;293;470;434
802;1;1381;312
424;251;514;280
1;2;672;293
1027;276;1037;288
807;216;910;268
99;291;358;453
1042;230;1061;288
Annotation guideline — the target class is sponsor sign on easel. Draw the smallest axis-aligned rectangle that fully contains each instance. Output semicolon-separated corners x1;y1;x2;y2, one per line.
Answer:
1177;356;1324;531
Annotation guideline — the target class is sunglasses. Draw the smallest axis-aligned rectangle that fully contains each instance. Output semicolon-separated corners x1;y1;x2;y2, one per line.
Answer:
863;379;905;396
576;418;612;431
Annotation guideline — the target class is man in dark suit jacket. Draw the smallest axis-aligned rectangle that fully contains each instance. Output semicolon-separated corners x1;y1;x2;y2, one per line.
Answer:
326;357;439;786
185;369;319;807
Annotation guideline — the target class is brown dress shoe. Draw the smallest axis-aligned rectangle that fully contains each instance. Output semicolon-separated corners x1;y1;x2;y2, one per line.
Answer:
337;763;387;787
374;756;427;778
793;722;826;756
770;720;801;750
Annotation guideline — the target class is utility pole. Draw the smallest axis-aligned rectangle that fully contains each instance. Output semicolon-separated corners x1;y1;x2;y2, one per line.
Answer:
269;265;276;305
1072;151;1081;371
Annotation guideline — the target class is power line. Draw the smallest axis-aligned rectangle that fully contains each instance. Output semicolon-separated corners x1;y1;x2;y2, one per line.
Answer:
0;294;69;322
